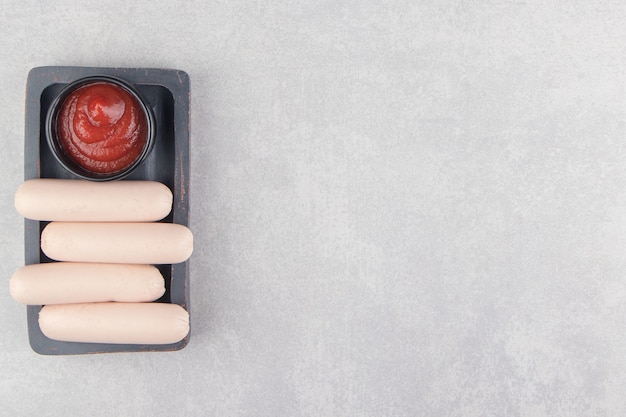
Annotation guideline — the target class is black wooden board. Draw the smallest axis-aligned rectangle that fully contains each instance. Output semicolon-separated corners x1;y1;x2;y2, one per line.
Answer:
24;66;190;355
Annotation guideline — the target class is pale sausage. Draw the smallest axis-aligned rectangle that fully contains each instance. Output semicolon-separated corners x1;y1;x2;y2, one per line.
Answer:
14;179;172;222
39;302;189;344
10;262;165;305
41;222;193;264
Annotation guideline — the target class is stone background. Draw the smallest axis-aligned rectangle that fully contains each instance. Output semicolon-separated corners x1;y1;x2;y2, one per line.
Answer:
1;1;626;416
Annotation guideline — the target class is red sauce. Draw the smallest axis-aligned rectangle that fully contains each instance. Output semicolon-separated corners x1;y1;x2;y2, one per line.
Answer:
57;82;148;174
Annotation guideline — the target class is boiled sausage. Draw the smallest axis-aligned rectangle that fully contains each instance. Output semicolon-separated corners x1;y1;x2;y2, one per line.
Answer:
39;302;189;344
10;262;165;305
41;222;193;264
14;179;172;222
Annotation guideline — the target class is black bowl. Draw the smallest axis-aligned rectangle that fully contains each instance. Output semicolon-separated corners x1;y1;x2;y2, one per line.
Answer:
45;75;155;181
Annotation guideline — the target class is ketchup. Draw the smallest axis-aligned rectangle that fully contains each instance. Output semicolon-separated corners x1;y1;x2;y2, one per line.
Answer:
56;82;148;174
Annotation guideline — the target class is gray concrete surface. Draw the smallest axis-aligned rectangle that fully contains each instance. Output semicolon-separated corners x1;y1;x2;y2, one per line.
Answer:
1;1;626;416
